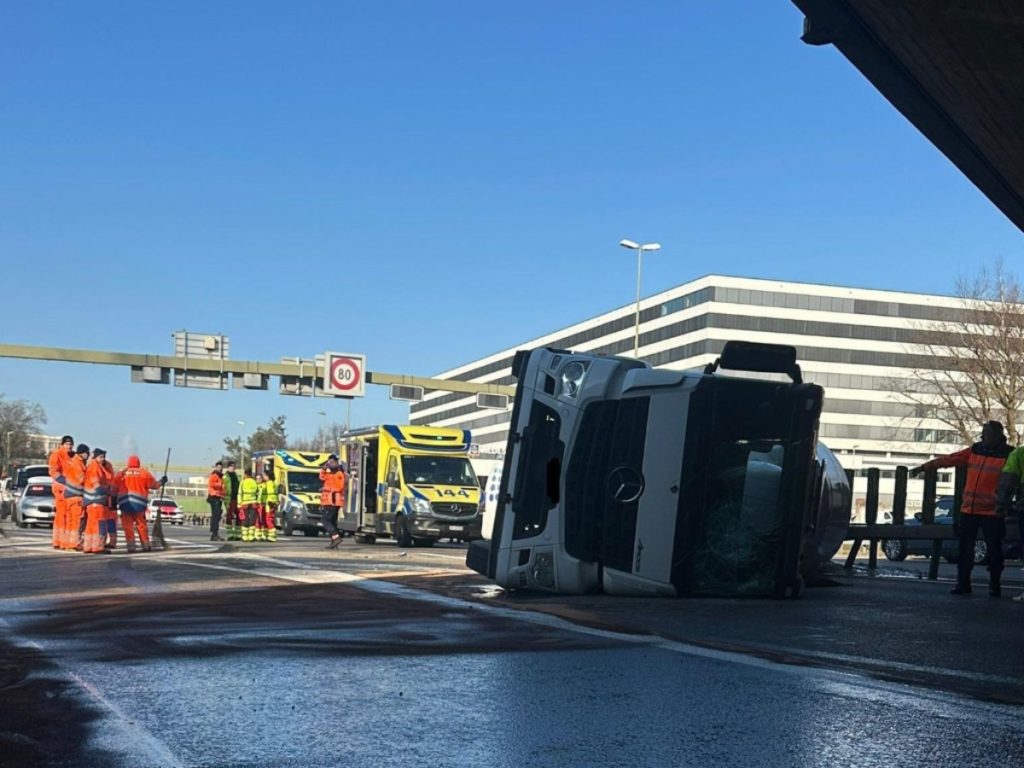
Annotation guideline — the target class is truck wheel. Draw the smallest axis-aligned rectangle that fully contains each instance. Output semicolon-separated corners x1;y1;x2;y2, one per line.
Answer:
354;534;376;544
412;537;435;548
282;520;294;537
395;516;413;548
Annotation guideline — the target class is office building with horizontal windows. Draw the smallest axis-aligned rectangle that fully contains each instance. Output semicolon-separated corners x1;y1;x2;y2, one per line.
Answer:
411;275;977;507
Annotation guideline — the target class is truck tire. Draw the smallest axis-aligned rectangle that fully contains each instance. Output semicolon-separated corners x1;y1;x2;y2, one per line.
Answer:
395;516;413;548
354;534;376;544
282;520;294;536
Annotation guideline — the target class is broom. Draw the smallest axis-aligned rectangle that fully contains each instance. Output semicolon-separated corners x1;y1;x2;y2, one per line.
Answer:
150;448;172;551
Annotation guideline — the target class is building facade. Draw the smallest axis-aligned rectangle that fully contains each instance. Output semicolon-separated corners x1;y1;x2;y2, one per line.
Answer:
411;275;979;508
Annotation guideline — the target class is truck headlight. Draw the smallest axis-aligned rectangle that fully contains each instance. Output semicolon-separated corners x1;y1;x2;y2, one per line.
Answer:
290;500;307;518
411;497;432;516
560;360;589;398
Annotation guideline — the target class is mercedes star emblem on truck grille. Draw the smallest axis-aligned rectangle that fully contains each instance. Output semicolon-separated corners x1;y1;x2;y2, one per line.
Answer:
607;466;645;504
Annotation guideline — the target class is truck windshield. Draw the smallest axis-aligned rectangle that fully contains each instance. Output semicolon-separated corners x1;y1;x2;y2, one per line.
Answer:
286;472;322;494
401;456;477;486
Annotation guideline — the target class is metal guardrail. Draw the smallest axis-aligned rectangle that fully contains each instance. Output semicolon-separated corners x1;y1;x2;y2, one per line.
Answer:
844;464;1021;580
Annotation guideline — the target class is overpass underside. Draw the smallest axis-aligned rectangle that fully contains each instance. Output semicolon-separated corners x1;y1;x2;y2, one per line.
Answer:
793;0;1024;233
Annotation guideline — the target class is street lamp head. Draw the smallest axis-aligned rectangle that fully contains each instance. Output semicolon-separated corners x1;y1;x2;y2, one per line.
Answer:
620;239;661;252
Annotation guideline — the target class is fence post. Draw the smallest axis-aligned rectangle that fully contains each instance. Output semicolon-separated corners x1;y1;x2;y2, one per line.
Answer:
892;466;908;525
843;466;861;568
866;467;880;570
922;469;940;579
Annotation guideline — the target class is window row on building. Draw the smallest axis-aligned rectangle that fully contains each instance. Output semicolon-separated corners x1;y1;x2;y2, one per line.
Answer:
424;282;973;392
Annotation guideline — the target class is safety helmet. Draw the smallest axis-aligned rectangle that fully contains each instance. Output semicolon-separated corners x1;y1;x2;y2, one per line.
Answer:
127;455;141;468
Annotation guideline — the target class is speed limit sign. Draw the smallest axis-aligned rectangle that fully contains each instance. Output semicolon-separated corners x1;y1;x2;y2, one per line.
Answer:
323;352;366;397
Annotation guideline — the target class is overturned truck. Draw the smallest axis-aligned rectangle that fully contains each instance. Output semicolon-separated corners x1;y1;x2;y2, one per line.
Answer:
466;342;851;598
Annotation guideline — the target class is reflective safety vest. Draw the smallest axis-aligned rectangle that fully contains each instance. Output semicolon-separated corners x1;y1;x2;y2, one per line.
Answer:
116;466;161;514
239;477;260;505
48;447;73;494
208;471;224;499
84;459;114;507
319;466;346;507
64;455;87;501
261;480;278;506
922;441;1013;516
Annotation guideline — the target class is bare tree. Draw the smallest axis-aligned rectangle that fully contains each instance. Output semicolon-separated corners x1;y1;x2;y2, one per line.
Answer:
0;395;48;468
890;262;1024;443
290;422;348;453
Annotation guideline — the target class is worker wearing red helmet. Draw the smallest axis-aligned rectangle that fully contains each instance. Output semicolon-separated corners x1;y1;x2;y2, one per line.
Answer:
115;455;165;553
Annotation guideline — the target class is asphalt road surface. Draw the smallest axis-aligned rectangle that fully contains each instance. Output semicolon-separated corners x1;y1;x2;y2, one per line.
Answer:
1;521;1022;767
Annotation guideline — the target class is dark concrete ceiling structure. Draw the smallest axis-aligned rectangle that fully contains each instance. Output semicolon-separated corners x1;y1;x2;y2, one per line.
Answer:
791;1;1024;233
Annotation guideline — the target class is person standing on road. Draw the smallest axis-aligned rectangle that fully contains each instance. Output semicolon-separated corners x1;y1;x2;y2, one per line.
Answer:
99;451;118;550
319;454;347;549
238;468;260;543
115;455;165;553
83;448;113;555
260;470;278;543
911;420;1013;597
996;443;1024;603
207;462;225;542
47;435;75;550
63;444;89;551
223;461;241;541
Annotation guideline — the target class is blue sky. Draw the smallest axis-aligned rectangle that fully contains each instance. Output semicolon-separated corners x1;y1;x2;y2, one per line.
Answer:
1;1;1021;467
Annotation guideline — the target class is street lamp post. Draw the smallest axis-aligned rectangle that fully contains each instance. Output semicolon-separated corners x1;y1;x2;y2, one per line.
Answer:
619;239;662;358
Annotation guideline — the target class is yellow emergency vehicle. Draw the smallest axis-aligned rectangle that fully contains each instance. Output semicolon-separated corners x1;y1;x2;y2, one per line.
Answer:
339;425;482;546
251;449;333;537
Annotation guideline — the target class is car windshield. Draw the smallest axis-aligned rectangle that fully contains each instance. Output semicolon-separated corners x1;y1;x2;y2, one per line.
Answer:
25;484;52;497
155;500;178;508
287;472;321;494
401;456;477;486
18;467;50;487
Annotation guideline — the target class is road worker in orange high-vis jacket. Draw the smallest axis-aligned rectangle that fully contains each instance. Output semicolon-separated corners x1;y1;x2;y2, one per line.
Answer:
115;455;164;553
63;444;90;551
911;420;1013;597
83;448;113;554
47;435;75;550
319;454;347;550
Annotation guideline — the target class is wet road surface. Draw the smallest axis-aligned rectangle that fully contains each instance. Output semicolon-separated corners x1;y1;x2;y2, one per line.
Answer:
1;523;1022;767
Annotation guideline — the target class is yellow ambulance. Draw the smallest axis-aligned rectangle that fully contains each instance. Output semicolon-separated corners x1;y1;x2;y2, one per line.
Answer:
251;449;333;537
339;425;482;546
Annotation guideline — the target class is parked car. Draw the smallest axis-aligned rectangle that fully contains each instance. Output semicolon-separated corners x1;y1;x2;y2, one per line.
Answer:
882;502;1021;564
146;497;185;525
1;477;14;519
15;464;51;492
13;477;56;528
